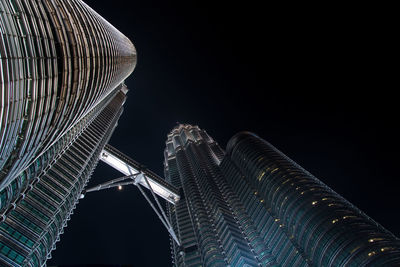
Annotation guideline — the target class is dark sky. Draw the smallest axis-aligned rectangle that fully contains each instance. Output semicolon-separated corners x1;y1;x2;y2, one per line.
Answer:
48;1;397;266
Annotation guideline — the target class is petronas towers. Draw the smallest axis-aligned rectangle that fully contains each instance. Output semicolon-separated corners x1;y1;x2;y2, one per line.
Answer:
1;1;400;266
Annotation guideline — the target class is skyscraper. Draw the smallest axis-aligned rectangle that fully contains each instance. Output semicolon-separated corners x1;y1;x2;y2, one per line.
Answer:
165;124;400;266
0;0;135;265
0;0;135;197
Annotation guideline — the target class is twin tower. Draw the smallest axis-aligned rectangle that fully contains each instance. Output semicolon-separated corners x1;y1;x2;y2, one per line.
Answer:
0;0;399;266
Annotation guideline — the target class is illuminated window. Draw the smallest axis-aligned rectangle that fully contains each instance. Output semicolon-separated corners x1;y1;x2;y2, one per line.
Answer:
350;246;361;254
343;215;356;219
258;172;265;181
271;168;279;174
369;238;384;243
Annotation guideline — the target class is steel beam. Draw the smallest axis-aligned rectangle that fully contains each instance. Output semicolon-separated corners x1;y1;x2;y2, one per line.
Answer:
99;144;180;204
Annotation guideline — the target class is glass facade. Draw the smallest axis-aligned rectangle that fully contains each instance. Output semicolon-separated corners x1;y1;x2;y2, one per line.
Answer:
0;0;135;265
0;0;136;190
0;88;128;266
165;125;264;266
165;126;400;266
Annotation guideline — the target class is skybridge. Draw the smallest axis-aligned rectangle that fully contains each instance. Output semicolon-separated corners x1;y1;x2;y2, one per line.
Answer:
81;144;180;245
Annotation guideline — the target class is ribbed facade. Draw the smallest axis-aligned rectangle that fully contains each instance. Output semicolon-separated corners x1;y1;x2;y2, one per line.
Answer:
0;83;120;215
165;125;400;266
0;0;135;265
165;125;266;266
0;0;136;190
223;132;400;266
0;87;128;266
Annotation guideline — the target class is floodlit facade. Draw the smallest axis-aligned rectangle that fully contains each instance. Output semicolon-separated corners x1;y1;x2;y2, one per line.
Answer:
0;87;128;266
0;0;135;265
0;0;135;196
165;125;400;266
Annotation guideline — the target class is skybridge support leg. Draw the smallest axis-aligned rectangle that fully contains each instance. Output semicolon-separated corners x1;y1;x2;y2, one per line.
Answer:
136;183;180;245
81;145;181;246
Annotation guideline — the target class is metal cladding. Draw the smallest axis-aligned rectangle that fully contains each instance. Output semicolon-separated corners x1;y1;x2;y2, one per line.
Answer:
224;132;400;266
165;125;400;266
0;0;135;265
0;0;136;190
100;144;180;204
165;124;262;266
0;88;128;266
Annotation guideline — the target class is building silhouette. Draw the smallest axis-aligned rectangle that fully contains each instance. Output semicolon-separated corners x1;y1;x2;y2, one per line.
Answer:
0;0;135;265
165;124;400;266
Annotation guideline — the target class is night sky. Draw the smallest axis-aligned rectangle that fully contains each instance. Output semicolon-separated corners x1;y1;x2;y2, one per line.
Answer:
48;1;397;266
